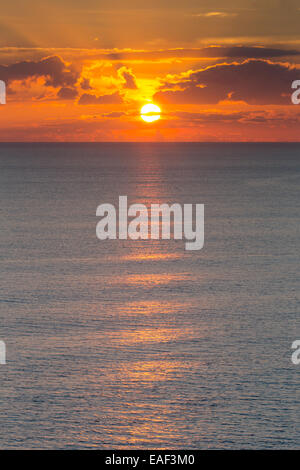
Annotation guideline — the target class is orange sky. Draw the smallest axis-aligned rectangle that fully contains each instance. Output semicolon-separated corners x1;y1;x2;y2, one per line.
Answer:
0;0;300;141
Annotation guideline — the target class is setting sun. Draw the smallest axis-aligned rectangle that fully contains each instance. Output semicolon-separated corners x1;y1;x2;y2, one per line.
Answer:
140;103;161;123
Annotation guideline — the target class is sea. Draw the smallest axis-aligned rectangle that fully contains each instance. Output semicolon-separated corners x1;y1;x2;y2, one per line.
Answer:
0;142;299;449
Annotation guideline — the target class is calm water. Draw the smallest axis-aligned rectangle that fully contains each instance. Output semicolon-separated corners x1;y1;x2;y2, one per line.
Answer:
0;143;299;449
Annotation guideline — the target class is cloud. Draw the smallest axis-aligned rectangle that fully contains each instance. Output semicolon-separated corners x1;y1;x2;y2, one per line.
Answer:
192;12;238;18
154;59;300;105
80;78;92;90
57;87;78;100
117;66;138;89
199;46;300;59
171;111;246;121
102;112;126;118
1;46;298;66
169;110;300;125
95;46;300;61
0;55;79;87
78;91;124;105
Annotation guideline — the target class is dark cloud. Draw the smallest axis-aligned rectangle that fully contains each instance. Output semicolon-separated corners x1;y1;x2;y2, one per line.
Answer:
57;87;78;100
199;46;300;58
79;46;300;62
78;91;124;105
170;110;300;124
1;46;298;67
102;112;126;118
171;111;247;121
117;66;138;89
154;59;300;105
0;55;79;87
80;78;92;90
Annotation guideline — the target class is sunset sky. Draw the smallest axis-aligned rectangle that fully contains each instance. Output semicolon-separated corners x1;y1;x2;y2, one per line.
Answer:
1;0;300;141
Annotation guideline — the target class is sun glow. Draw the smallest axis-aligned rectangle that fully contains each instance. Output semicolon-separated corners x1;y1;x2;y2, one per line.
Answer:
140;103;161;123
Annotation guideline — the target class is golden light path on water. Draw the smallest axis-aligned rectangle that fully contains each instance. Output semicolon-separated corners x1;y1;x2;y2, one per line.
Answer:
82;149;208;449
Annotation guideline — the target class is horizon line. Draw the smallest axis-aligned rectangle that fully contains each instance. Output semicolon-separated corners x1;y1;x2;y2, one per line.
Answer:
0;141;300;144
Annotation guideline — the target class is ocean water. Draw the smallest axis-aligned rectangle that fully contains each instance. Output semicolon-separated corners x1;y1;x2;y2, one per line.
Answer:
0;142;299;449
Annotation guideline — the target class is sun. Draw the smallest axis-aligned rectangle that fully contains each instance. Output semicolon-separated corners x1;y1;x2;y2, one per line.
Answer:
141;103;161;123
